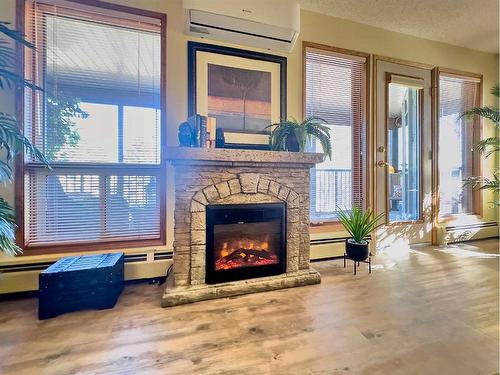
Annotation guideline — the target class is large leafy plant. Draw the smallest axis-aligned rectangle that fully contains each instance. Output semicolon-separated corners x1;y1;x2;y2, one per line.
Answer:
267;117;332;159
461;84;499;207
0;22;49;256
337;207;385;244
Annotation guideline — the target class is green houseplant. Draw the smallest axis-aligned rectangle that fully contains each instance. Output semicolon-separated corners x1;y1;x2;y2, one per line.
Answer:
0;22;50;256
337;207;384;261
267;117;332;159
460;83;499;207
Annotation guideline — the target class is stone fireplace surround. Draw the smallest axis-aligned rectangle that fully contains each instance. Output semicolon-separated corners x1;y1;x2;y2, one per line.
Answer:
162;147;324;307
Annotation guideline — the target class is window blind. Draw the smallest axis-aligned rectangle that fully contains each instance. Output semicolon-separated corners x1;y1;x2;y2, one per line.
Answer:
305;47;367;222
438;73;480;216
25;169;160;245
23;1;165;249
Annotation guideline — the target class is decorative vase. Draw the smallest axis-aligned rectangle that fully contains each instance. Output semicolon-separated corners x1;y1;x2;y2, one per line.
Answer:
285;134;300;152
345;238;369;261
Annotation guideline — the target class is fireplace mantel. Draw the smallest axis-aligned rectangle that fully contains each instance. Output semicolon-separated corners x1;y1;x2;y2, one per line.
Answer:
166;147;325;166
162;147;324;307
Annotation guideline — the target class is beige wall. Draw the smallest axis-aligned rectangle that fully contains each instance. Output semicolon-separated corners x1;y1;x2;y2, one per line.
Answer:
0;0;498;263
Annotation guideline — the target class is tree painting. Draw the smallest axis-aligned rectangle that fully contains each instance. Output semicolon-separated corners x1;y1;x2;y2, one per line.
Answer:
220;69;262;130
207;64;271;132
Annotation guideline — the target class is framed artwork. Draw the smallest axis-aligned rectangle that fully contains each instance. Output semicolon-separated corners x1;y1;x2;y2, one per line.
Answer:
188;42;287;149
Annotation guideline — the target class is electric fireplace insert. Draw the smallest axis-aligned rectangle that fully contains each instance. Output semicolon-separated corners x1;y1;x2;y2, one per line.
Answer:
206;203;286;284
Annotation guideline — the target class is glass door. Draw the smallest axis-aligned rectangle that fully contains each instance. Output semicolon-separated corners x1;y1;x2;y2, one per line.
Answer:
375;60;432;248
386;78;422;222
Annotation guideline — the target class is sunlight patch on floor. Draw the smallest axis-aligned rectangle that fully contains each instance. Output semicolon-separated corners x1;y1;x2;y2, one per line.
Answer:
371;262;398;271
434;245;500;258
377;240;433;261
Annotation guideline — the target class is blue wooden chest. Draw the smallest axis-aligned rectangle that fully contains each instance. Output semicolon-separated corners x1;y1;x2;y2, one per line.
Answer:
39;253;124;320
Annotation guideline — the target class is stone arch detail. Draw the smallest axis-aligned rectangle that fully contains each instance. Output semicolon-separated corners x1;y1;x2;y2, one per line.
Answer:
184;173;302;286
191;173;300;210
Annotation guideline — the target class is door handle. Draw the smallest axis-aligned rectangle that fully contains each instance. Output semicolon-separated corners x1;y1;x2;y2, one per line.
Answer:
377;160;388;167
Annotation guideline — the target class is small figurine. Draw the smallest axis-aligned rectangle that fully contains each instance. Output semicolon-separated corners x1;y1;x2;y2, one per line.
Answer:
178;121;192;147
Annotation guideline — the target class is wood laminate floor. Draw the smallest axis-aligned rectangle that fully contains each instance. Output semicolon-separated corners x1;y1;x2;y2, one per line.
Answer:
0;239;499;375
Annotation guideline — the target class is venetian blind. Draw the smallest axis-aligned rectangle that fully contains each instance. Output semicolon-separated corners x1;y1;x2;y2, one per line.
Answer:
305;47;367;222
438;73;480;215
23;1;164;248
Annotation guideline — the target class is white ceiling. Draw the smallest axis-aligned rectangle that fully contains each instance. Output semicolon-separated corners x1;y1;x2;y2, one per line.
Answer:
299;0;499;54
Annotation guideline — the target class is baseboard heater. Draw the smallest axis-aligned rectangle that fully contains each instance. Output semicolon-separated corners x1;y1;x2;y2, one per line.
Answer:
445;221;498;243
0;252;173;274
0;252;173;294
310;235;371;246
446;221;498;232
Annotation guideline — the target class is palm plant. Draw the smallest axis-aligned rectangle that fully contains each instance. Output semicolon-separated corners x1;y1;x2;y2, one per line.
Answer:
267;117;332;159
460;84;499;207
337;207;384;244
0;22;49;256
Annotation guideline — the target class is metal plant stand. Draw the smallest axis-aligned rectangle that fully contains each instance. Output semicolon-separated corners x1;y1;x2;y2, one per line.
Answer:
343;253;372;275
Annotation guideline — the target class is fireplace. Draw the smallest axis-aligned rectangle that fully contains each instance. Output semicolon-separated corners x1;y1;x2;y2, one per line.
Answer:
163;148;323;307
206;203;286;284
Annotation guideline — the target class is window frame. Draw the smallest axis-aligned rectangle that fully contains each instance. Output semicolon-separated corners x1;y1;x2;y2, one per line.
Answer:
15;0;168;254
302;42;370;228
435;67;483;221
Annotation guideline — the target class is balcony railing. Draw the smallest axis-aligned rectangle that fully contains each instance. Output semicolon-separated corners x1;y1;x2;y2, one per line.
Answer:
310;168;352;221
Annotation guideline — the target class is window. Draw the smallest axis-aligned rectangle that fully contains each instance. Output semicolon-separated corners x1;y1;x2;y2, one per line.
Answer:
22;1;166;250
438;72;480;216
304;44;367;222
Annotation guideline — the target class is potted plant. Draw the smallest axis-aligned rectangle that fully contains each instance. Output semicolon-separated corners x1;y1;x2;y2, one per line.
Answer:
0;21;50;256
337;207;384;261
460;84;499;207
267;117;332;159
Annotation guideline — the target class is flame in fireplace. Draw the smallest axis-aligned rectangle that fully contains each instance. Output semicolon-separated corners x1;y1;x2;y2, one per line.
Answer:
215;235;278;271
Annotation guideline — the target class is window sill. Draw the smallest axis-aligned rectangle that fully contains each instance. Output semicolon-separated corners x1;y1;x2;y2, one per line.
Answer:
20;238;167;257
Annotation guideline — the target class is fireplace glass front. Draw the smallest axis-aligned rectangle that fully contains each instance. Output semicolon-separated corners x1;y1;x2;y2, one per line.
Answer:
206;203;286;284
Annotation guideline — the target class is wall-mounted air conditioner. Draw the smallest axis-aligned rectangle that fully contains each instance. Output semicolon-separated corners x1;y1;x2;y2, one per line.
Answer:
183;0;300;52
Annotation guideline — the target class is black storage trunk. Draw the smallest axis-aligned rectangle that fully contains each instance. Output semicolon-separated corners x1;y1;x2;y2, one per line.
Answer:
39;253;124;320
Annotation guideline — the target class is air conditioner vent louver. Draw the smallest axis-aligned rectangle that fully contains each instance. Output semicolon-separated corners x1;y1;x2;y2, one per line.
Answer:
190;25;209;35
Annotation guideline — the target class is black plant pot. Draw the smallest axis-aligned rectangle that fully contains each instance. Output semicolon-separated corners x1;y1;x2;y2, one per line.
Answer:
285;134;300;152
345;239;369;261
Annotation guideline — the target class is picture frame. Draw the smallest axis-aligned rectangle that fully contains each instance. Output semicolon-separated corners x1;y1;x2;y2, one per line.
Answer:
187;41;287;150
